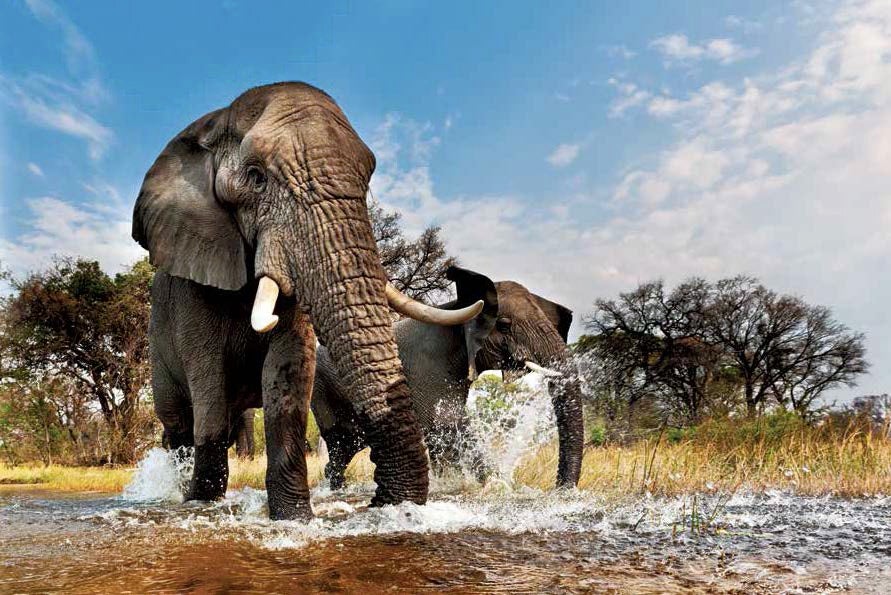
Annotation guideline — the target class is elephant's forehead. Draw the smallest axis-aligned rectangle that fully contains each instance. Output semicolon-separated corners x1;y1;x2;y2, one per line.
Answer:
495;281;534;308
228;83;345;135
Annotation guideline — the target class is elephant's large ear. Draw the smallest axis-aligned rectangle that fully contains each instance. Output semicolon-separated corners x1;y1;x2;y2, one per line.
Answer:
446;266;499;367
532;294;573;343
132;109;248;290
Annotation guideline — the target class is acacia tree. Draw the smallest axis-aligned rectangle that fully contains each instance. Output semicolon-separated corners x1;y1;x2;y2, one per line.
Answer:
1;258;155;463
702;276;867;418
581;275;868;423
369;198;456;303
583;279;725;424
766;304;867;416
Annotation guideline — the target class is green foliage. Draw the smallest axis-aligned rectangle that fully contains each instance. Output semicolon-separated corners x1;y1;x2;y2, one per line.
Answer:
0;257;157;465
666;426;697;444
588;423;607;447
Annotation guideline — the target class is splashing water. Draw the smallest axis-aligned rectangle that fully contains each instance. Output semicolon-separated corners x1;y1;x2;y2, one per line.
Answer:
122;447;194;502
461;370;557;486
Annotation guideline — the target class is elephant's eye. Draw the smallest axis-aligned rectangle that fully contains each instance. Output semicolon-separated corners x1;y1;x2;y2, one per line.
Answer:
245;165;267;193
496;317;512;332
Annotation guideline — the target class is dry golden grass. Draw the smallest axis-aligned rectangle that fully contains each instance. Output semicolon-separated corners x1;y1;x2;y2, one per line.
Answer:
516;416;891;498
0;463;134;492
3;416;889;497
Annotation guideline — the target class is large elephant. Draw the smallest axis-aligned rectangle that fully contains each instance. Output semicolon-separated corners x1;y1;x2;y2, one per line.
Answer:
133;82;482;520
312;266;585;489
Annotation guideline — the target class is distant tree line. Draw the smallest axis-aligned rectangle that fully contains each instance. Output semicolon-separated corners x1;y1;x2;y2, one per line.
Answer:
576;277;868;435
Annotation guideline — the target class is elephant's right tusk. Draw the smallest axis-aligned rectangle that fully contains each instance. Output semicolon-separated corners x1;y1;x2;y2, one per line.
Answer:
385;282;483;326
251;276;280;333
525;360;563;378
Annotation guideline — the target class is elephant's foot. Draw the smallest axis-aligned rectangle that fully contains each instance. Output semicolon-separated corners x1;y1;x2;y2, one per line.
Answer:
268;499;313;521
266;483;313;521
185;441;228;502
367;434;429;507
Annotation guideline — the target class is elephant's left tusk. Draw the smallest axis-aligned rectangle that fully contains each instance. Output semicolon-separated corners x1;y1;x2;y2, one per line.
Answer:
525;361;563;378
251;276;280;333
385;282;483;326
467;361;478;381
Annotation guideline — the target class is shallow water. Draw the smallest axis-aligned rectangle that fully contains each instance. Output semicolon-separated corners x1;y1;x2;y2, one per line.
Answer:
2;481;890;594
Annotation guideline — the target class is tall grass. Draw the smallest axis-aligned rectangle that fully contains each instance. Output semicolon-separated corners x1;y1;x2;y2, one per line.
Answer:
2;414;888;497
517;413;891;497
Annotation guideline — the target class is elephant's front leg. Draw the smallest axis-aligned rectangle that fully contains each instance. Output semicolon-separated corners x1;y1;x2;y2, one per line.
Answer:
262;314;316;520
185;373;231;502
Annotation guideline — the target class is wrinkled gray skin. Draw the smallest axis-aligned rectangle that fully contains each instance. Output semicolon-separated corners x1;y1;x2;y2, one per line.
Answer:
312;266;584;489
133;82;428;520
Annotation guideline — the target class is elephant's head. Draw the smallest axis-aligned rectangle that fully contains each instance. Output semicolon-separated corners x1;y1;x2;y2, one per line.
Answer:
474;281;583;487
132;82;480;505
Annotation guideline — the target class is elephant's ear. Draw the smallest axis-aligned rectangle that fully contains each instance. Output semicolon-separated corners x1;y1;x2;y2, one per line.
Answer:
132;109;249;290
532;294;573;343
446;265;499;365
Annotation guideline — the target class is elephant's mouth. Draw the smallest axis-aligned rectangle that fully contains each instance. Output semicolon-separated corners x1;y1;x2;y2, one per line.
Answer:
249;275;484;332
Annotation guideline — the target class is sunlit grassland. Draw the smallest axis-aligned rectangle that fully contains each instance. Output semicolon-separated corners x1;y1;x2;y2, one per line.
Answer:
3;416;889;497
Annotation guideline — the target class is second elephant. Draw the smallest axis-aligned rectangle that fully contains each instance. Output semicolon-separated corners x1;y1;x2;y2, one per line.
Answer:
312;266;585;489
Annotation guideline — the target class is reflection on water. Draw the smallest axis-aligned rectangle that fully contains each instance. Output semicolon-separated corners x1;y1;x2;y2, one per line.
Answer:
2;483;890;593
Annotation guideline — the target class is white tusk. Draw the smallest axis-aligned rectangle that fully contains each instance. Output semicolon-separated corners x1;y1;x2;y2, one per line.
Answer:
385;283;483;326
251;276;280;333
525;361;563;378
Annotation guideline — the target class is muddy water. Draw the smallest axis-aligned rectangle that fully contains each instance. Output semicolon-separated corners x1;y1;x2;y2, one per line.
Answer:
2;480;890;594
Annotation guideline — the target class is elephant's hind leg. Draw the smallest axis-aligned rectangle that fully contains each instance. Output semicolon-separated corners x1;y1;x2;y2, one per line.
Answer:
322;425;365;490
262;314;316;521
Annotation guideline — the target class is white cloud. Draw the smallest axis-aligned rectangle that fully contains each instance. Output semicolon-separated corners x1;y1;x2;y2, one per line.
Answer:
651;33;756;65
608;78;652;117
26;162;44;177
0;195;145;276
546;143;581;168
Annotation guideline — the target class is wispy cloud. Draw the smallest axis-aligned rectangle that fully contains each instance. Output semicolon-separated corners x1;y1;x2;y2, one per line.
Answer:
546;143;582;168
724;14;764;33
604;44;637;60
651;33;757;66
26;162;44;177
608;78;652;118
0;0;112;160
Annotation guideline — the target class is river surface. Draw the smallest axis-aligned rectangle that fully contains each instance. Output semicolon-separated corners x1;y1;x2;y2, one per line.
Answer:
2;477;890;594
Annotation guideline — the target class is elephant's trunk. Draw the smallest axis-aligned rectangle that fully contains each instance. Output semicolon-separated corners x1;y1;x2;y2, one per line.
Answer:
551;368;584;487
257;197;429;505
524;326;584;488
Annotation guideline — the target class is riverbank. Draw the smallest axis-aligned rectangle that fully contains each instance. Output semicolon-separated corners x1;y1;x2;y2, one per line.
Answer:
3;414;888;497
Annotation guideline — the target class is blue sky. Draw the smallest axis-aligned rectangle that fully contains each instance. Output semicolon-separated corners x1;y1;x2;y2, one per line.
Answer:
1;0;889;401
